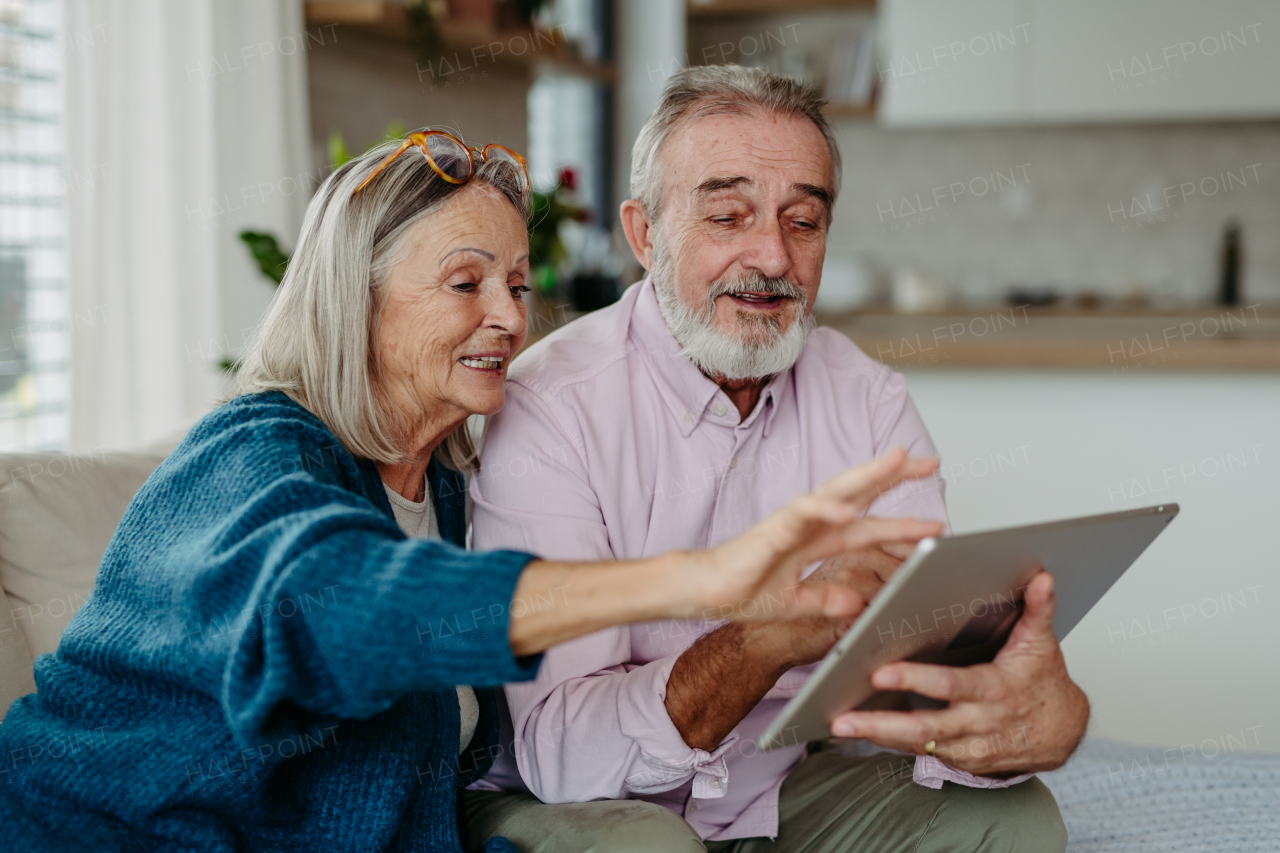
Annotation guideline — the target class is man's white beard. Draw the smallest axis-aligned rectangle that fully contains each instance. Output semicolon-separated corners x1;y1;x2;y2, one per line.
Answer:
650;233;815;382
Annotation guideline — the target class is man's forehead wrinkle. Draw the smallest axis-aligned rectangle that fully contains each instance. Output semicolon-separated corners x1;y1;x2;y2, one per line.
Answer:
685;155;829;200
660;113;835;222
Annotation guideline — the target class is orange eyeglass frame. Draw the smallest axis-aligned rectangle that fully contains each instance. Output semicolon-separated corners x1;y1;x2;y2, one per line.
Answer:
353;130;529;194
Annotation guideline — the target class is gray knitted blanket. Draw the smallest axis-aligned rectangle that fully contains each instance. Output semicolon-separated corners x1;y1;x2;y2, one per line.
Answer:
1039;737;1280;851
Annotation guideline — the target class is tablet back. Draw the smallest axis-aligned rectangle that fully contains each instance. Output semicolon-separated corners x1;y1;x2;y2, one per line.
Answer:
757;503;1180;751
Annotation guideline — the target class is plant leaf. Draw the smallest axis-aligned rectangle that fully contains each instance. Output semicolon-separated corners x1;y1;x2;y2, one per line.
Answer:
329;131;353;170
238;231;289;285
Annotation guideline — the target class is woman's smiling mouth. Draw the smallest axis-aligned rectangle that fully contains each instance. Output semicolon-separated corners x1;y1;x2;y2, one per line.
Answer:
459;354;506;371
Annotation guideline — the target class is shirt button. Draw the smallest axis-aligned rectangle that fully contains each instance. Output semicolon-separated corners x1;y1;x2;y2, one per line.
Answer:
683;412;691;423
711;777;721;789
713;403;727;417
688;801;698;813
729;457;737;469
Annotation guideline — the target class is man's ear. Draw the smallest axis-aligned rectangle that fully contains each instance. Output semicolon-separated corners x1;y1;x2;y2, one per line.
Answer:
619;199;656;271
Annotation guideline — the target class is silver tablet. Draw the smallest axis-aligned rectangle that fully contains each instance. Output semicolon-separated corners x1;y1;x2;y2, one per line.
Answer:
757;503;1180;751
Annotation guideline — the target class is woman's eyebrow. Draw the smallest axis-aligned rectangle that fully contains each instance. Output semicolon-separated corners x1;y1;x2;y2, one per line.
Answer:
442;247;495;261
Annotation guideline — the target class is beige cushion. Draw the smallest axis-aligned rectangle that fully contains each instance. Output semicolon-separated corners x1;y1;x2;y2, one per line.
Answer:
0;451;166;717
0;583;35;716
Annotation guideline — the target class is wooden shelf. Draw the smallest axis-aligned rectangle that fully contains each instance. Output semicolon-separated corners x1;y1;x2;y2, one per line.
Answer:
305;0;386;23
823;100;876;120
840;336;1280;371
817;307;1280;371
304;1;615;83
688;0;876;17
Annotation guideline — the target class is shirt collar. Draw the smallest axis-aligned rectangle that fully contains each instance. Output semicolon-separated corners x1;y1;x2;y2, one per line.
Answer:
628;277;793;438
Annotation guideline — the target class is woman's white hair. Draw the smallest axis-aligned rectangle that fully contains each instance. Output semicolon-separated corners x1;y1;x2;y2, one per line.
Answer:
233;135;529;471
629;64;842;219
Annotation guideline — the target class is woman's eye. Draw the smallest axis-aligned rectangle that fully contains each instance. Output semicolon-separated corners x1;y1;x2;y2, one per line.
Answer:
452;280;479;292
509;284;531;298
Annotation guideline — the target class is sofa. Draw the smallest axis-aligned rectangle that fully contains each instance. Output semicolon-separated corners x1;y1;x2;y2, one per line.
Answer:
0;448;1276;851
0;449;167;717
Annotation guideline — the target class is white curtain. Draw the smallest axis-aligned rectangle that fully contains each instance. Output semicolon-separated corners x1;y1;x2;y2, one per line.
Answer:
62;0;312;451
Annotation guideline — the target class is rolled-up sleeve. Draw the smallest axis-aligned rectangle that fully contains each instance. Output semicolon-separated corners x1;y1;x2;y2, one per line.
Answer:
473;383;733;803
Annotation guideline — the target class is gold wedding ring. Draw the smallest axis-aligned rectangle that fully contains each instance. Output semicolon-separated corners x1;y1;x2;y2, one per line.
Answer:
924;740;936;756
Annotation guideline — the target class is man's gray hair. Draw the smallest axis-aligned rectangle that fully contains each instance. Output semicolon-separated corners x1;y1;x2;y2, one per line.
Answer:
629;65;842;219
233;135;529;471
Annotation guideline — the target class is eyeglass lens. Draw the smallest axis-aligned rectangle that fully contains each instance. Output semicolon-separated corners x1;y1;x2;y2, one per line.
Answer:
423;134;472;181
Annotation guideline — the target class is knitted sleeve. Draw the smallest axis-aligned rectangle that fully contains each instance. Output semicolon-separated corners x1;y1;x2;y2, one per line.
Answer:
62;393;540;747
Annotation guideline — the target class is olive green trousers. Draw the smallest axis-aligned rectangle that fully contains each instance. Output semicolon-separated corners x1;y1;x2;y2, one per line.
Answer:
461;748;1067;853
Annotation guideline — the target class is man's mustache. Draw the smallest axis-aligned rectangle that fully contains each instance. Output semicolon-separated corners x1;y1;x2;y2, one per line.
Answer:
705;274;808;308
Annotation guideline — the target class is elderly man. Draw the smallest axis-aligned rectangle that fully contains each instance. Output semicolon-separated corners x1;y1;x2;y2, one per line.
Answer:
462;65;1087;852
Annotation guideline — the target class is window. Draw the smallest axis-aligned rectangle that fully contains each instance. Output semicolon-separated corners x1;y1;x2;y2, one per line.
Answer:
0;0;66;450
527;0;612;224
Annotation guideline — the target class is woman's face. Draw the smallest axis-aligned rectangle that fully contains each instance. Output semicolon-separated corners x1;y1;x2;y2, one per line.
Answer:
376;182;530;437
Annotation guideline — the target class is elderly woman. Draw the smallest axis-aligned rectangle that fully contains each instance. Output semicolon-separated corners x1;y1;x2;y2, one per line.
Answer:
0;132;940;853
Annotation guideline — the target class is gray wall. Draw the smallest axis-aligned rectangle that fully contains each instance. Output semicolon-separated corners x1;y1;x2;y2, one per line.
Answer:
828;118;1280;306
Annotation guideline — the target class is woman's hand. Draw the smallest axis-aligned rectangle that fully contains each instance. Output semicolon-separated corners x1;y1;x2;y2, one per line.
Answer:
676;447;944;622
507;448;942;656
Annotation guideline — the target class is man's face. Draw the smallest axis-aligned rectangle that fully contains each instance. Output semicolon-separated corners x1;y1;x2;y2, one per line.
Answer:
653;109;833;347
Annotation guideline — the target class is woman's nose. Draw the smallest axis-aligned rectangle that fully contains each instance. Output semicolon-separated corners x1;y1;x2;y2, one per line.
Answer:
483;283;527;337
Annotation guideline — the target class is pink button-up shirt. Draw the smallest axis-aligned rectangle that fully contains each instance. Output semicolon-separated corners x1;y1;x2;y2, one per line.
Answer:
470;279;999;840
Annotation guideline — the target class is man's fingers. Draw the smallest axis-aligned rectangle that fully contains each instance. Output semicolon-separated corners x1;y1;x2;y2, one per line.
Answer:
829;704;985;751
725;581;863;622
870;660;993;704
880;540;920;561
792;582;865;620
1000;571;1059;656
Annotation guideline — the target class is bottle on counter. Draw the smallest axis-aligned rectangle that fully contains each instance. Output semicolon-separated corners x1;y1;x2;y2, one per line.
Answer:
1219;220;1241;306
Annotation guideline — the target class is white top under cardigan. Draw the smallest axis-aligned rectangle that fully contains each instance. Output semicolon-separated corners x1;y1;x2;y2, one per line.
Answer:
384;482;479;756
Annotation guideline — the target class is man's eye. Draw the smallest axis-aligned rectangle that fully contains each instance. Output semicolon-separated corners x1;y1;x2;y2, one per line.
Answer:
453;281;479;292
509;284;530;298
712;217;737;225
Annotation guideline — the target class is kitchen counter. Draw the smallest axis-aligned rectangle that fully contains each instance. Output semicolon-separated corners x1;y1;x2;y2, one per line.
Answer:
818;304;1280;371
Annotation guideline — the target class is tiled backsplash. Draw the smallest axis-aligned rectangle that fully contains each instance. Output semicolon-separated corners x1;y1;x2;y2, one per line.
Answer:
828;120;1280;307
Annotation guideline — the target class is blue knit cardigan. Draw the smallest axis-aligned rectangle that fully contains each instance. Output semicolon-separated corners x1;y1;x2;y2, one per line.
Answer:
0;392;538;852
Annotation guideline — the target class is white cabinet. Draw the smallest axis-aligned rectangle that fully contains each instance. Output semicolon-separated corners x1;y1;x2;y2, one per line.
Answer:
878;0;1031;125
880;0;1280;126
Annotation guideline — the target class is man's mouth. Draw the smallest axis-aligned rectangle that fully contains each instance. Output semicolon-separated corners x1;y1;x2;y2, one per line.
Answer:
725;291;791;309
458;354;506;372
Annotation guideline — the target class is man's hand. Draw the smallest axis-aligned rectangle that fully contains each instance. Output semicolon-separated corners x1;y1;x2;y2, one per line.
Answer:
809;541;914;604
666;543;919;750
830;571;1089;777
745;543;914;670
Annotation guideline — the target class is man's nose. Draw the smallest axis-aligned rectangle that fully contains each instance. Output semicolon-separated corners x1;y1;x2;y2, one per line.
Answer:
741;219;791;280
